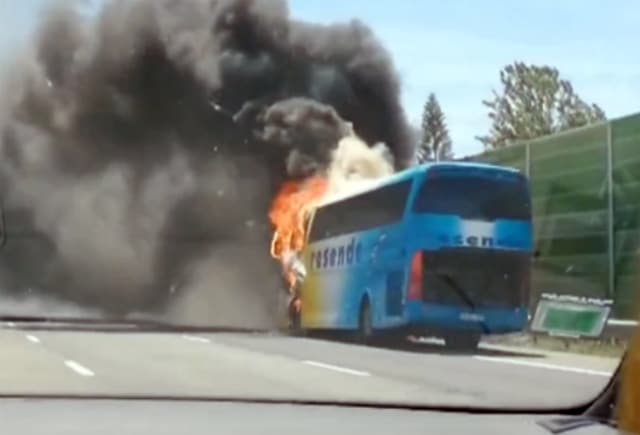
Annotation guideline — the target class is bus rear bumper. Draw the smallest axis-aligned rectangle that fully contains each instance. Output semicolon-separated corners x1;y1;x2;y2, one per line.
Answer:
406;301;528;334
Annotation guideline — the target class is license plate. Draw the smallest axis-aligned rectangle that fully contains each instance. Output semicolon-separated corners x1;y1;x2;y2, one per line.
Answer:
460;312;485;322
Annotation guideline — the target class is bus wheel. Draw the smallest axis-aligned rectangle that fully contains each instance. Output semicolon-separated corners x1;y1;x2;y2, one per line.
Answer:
289;313;302;336
444;331;481;352
288;297;303;336
356;299;373;345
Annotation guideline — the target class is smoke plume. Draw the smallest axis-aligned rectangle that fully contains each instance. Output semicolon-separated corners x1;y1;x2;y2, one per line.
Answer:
0;0;412;325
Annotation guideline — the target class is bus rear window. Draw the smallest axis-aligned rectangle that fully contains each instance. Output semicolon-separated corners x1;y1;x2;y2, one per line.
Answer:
412;173;530;221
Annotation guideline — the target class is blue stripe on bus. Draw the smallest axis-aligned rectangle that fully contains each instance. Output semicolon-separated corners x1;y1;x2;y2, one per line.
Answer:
301;216;532;330
406;301;528;333
407;214;532;251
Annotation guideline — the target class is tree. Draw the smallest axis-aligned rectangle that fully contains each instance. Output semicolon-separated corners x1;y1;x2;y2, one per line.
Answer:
477;62;606;149
417;93;453;163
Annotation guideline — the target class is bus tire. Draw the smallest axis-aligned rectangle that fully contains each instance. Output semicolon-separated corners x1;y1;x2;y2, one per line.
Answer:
444;331;481;352
356;298;373;345
288;299;304;336
289;312;302;336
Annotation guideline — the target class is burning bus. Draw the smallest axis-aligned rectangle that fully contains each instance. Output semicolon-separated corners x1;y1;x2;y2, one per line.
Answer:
270;160;533;350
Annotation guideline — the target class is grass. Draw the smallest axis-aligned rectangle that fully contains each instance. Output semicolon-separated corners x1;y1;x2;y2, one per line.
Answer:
487;333;627;358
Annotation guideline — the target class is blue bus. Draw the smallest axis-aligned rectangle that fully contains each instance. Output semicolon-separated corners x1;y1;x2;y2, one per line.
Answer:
294;161;532;350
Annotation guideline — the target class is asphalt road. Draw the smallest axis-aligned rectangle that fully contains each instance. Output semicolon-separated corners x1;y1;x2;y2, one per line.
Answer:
0;323;620;409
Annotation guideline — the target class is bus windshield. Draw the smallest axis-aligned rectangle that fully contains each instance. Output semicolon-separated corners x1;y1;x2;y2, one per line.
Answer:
412;172;531;221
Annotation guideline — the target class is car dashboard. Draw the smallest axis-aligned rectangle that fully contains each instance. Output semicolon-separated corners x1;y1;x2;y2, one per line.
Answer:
0;398;620;435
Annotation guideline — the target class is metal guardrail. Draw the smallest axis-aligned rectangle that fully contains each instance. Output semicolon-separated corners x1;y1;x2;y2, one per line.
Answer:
602;318;638;340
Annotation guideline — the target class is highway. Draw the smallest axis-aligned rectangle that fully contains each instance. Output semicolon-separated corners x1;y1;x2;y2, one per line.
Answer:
0;323;620;408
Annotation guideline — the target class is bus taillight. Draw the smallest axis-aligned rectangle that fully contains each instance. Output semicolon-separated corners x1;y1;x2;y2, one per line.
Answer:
408;252;423;301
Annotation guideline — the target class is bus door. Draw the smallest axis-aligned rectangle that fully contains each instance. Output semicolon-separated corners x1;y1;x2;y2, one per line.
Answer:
370;225;408;324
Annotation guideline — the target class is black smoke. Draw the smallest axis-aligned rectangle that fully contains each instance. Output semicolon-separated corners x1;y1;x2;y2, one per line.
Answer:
0;0;412;325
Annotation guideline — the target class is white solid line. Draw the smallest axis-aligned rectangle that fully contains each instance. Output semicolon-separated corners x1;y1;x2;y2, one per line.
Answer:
302;360;371;377
473;356;612;377
182;335;210;343
64;360;95;377
25;335;40;343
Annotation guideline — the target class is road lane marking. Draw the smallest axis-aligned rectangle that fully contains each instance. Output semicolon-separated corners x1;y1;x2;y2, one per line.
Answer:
473;356;612;377
25;335;40;343
64;360;95;377
302;360;371;377
479;343;546;358
182;335;211;343
4;322;15;327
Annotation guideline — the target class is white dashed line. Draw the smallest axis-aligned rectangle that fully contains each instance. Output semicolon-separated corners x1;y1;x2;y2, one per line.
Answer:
473;356;612;377
25;335;40;343
64;360;95;377
182;335;210;343
302;360;371;377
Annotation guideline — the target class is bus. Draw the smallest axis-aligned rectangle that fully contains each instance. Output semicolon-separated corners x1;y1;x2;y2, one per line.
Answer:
294;161;532;350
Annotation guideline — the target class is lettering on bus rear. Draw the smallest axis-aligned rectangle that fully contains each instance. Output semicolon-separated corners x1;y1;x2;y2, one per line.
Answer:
436;233;523;249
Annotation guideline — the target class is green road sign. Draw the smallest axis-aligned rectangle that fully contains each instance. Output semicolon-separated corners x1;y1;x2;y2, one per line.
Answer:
531;294;612;338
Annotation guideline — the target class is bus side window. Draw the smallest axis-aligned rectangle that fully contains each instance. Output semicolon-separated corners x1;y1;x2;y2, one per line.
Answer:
308;208;328;242
352;179;412;230
308;179;413;242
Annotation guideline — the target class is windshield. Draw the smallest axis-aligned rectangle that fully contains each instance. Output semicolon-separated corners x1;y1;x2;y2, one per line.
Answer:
0;0;632;412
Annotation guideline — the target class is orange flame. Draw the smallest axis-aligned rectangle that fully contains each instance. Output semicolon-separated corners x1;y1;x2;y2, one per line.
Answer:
269;176;328;290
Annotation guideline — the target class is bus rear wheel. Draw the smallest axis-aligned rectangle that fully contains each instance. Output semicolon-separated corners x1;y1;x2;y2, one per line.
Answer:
444;331;481;352
355;299;373;345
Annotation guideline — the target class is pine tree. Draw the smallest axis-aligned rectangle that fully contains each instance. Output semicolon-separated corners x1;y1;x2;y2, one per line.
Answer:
417;93;453;163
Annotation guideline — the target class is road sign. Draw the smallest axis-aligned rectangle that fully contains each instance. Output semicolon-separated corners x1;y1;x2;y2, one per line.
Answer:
530;293;612;338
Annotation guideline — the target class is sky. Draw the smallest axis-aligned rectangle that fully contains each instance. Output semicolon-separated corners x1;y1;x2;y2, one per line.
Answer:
1;0;638;157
